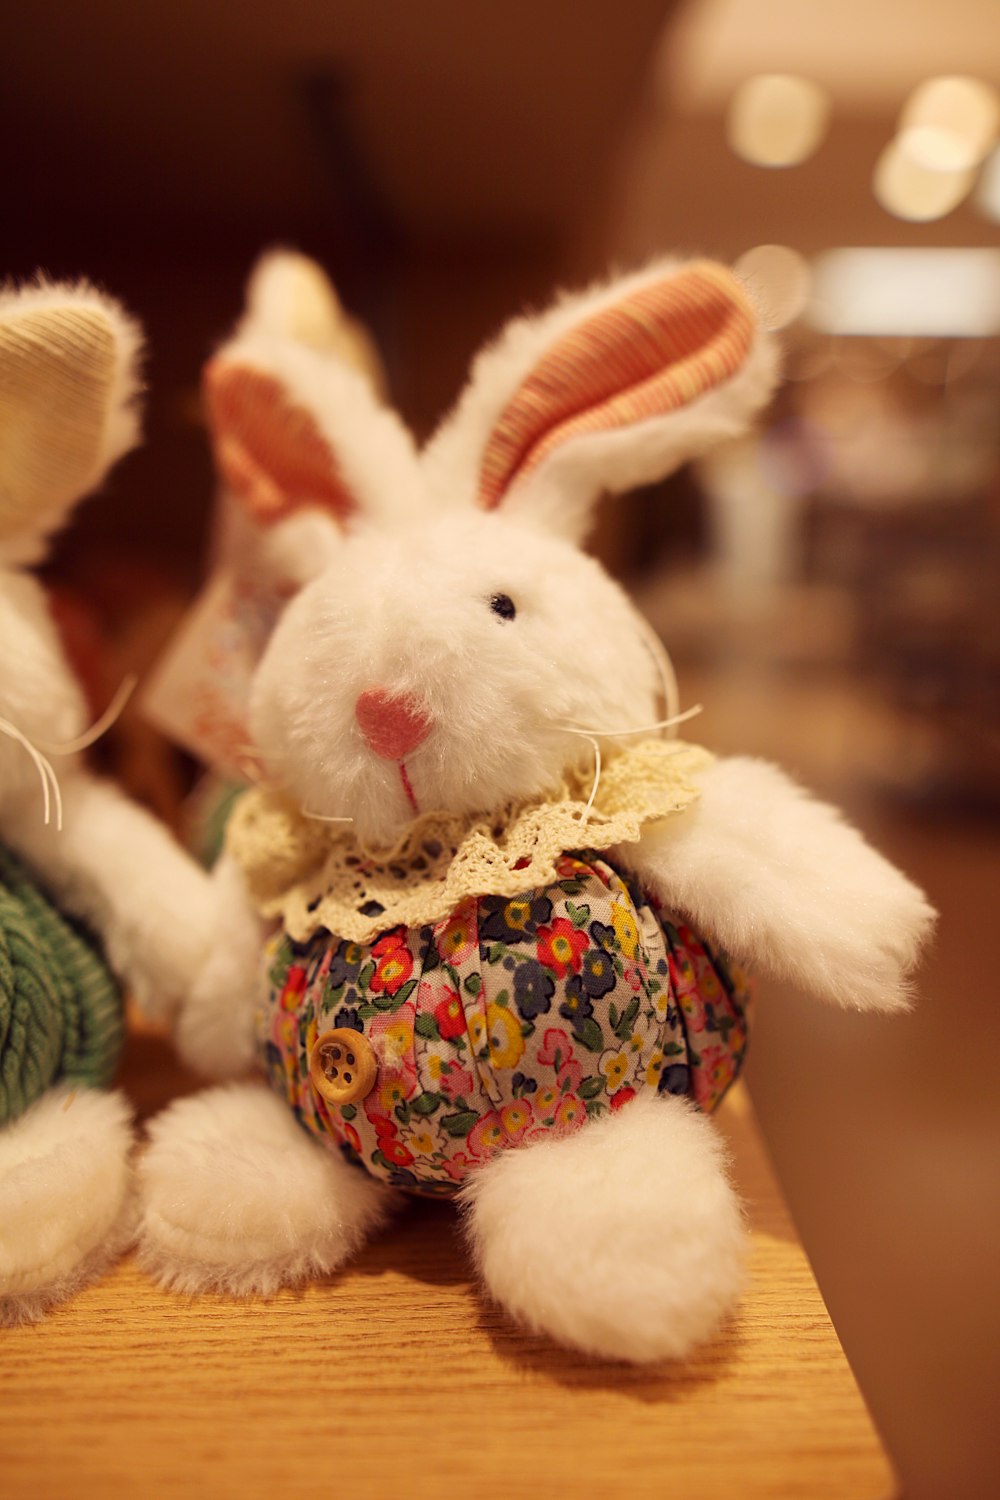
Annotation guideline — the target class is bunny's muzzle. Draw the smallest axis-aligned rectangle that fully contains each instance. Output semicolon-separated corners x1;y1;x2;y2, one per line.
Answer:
355;689;432;761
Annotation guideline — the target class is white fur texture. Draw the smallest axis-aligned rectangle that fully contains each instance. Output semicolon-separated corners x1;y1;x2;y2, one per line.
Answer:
174;852;268;1077
0;1086;135;1324
136;1083;395;1295
461;1094;746;1362
250;509;662;846
615;757;937;1012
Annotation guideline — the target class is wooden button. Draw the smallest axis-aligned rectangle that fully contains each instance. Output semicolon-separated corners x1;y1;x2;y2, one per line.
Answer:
309;1028;377;1106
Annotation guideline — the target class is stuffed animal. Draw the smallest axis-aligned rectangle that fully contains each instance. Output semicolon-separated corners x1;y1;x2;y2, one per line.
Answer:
0;278;213;1323
137;253;935;1361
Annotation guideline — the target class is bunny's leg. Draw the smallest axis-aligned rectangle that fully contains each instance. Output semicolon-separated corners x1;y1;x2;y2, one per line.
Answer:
460;1094;745;1362
0;1086;134;1325
136;1083;395;1295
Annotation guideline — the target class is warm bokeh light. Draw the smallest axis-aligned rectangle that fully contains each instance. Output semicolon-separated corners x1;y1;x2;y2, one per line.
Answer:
898;75;1000;171
810;248;1000;337
872;136;975;220
975;143;1000;221
726;74;830;167
734;244;811;329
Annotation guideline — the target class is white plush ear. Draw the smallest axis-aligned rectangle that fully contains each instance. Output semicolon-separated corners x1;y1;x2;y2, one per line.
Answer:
0;279;142;556
423;258;779;540
203;329;417;531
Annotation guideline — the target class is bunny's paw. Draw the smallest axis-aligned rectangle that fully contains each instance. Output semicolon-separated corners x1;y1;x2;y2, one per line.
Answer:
136;1083;394;1296
623;757;937;1013
0;1086;135;1324
461;1094;746;1363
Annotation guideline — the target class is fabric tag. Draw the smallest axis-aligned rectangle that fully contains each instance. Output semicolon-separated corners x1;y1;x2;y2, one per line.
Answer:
140;568;284;780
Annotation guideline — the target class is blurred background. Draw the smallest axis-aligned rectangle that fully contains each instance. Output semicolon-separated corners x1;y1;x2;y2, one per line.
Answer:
6;3;999;1494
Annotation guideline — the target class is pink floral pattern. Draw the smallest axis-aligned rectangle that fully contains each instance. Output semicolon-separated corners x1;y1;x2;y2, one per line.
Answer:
257;853;749;1196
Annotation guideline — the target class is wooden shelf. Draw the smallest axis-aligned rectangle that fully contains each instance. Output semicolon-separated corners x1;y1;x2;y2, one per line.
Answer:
0;1036;894;1500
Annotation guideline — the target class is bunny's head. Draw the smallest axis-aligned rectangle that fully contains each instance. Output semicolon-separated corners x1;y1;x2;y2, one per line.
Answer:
204;256;778;846
0;279;142;816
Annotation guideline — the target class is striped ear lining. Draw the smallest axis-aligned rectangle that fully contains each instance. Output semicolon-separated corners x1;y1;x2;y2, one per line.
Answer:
203;360;356;525
477;263;756;511
0;306;117;534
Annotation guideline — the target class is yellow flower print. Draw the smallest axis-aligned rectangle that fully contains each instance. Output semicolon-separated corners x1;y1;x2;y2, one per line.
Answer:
500;1100;532;1138
600;1049;630;1092
486;1003;525;1070
376;1076;409;1114
611;901;639;959
502;897;533;932
380;1015;414;1065
468;1013;487;1054
534;1085;559;1114
402;1122;441;1157
438;900;477;965
645;1050;665;1088
554;1095;584;1129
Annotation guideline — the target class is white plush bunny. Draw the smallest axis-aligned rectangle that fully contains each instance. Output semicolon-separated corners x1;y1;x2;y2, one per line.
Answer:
138;253;934;1361
0;279;214;1323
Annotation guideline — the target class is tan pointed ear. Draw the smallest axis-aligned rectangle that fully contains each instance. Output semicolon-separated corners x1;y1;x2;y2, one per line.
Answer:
203;330;417;530
240;249;388;397
0;280;142;549
424;259;779;540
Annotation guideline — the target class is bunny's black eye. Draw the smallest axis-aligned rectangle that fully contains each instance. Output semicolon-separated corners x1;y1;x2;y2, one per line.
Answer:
490;593;517;622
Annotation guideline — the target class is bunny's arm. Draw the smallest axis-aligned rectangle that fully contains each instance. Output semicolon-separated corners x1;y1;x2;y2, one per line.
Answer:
171;849;269;1079
3;767;215;1022
612;756;936;1012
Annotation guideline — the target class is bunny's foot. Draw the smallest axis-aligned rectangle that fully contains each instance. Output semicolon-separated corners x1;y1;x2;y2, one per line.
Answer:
460;1094;745;1363
136;1082;395;1296
0;1086;135;1325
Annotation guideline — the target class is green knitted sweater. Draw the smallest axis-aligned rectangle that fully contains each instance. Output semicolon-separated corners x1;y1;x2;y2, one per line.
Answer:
0;845;123;1127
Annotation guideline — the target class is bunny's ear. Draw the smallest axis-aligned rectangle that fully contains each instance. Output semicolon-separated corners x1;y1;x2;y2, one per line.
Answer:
203;330;417;529
424;259;779;539
0;279;142;553
239;249;388;397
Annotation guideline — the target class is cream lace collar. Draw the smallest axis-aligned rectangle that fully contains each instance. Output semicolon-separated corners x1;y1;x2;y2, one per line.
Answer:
227;738;713;944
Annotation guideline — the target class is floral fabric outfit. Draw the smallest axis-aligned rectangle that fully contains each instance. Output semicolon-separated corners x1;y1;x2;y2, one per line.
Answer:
257;851;749;1196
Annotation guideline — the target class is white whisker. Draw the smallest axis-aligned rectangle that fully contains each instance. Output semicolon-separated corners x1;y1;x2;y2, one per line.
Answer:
579;734;602;830
0;716;63;829
36;674;139;755
636;616;680;734
557;703;703;739
302;808;355;824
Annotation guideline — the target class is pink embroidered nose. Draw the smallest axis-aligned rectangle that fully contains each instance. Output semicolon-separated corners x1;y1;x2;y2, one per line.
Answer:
355;689;432;761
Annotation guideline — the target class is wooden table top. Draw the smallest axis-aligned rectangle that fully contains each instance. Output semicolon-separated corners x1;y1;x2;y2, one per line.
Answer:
0;1032;895;1500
